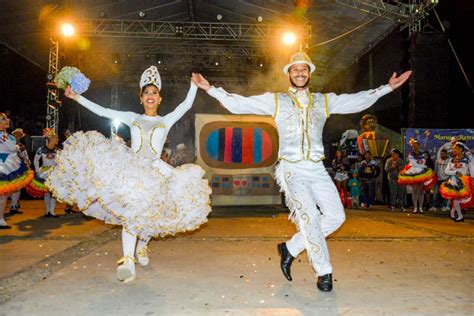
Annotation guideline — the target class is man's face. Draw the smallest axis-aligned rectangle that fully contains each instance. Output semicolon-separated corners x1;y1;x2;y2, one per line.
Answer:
365;152;372;161
288;63;311;88
440;151;447;159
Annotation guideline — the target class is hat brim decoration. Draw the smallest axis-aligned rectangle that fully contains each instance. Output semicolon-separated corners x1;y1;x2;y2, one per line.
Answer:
283;52;316;74
140;66;162;91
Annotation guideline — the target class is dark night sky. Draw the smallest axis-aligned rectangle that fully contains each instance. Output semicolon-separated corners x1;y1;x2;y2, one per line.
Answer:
1;0;473;137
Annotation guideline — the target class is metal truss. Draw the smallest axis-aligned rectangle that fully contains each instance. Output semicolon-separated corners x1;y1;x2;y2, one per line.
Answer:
336;0;411;21
117;42;271;58
94;75;250;88
335;0;438;32
79;19;311;44
46;39;60;133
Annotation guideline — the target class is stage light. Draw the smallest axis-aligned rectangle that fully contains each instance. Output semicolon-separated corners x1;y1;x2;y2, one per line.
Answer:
257;16;263;22
216;14;223;21
60;23;75;37
112;53;121;64
282;32;297;46
215;61;219;66
139;11;146;18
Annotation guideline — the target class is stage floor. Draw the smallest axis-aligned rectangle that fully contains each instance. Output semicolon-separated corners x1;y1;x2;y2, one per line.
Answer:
1;200;473;315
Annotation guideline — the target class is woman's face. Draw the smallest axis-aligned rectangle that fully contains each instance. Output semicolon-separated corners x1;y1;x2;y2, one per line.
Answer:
140;85;162;112
46;135;58;149
453;145;462;156
336;150;342;158
0;113;10;130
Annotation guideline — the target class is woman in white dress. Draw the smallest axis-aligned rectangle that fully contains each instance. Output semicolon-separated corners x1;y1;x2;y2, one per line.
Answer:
46;66;212;282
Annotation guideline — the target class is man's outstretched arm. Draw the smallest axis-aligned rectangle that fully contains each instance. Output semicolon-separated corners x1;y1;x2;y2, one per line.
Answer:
328;71;412;115
192;73;275;116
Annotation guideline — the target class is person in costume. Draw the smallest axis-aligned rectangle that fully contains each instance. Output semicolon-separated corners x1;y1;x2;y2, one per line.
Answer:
192;52;411;292
398;138;435;213
47;66;212;283
440;141;473;222
332;149;349;203
27;128;59;217
8;128;32;215
0;113;34;229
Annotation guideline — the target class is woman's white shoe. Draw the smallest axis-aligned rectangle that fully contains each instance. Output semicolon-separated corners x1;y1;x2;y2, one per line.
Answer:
136;246;150;266
116;256;136;283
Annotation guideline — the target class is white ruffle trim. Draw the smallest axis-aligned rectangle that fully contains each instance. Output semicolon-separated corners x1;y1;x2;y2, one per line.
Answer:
46;131;212;239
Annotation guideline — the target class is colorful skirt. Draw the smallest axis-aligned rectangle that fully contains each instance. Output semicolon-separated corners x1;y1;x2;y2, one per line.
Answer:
46;131;212;239
440;175;473;209
0;154;34;196
26;174;49;198
398;164;435;190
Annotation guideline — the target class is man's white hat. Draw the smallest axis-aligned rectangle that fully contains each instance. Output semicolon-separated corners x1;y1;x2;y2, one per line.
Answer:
283;51;316;74
140;66;161;90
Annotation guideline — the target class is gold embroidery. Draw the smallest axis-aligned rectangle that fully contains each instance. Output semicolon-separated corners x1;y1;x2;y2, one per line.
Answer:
132;123;143;153
273;93;279;118
150;124;166;154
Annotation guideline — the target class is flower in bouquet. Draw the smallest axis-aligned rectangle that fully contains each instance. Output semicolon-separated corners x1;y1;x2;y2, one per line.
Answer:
54;66;90;94
70;72;90;94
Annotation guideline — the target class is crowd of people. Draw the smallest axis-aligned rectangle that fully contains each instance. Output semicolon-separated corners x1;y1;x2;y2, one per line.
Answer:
331;137;473;222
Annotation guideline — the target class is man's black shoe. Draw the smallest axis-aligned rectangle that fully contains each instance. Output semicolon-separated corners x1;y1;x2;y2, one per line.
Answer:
277;243;294;281
317;273;333;292
9;209;23;215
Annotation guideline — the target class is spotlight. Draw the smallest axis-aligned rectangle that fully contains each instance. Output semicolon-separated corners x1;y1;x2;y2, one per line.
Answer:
60;23;75;37
282;32;297;46
157;60;162;65
112;54;121;64
175;25;184;37
216;14;223;21
215;61;219;66
138;11;146;18
259;63;264;67
257;16;263;22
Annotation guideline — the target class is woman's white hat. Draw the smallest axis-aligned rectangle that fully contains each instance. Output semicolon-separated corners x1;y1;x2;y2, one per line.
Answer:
140;66;162;90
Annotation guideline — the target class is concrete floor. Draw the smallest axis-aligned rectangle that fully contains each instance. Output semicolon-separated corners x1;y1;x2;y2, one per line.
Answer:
0;200;473;316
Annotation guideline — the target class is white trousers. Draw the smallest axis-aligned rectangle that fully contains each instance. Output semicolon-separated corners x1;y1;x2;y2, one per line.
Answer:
276;160;346;276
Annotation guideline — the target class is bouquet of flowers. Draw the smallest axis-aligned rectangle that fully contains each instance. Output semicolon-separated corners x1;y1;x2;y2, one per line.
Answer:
54;66;90;94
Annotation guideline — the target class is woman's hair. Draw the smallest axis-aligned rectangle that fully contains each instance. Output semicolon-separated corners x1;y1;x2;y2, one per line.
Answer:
140;83;160;96
391;148;402;157
454;142;466;152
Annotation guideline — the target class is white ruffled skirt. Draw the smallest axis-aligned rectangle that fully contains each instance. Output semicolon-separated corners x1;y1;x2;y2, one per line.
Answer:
46;131;212;239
